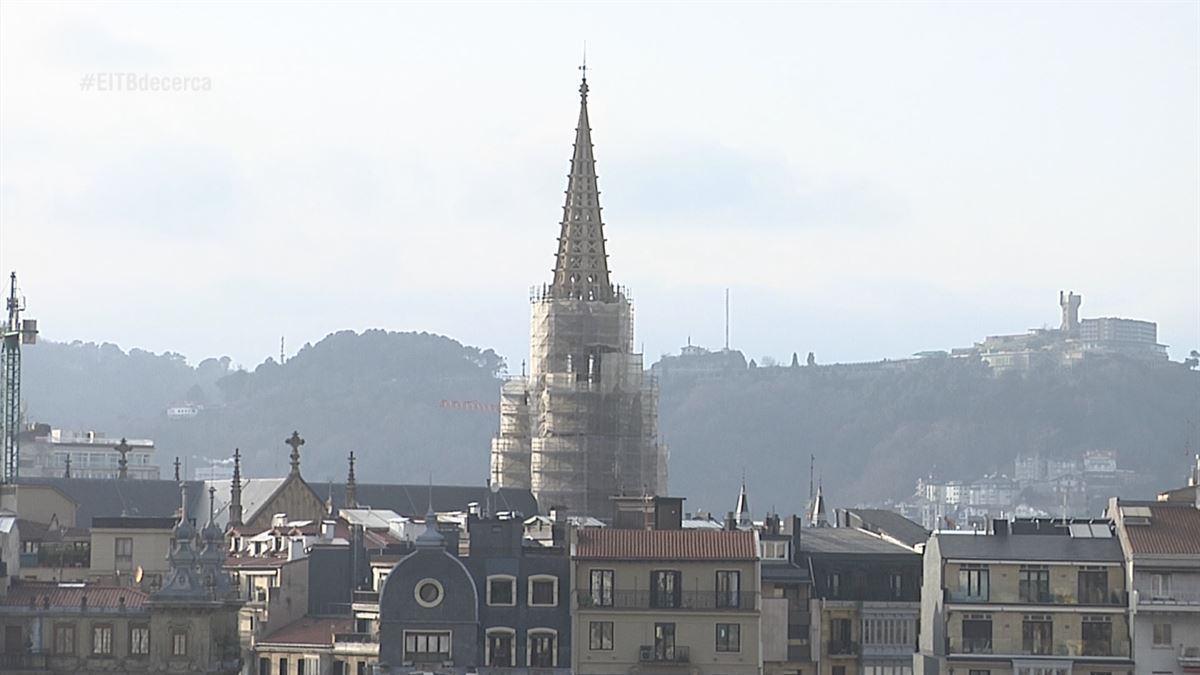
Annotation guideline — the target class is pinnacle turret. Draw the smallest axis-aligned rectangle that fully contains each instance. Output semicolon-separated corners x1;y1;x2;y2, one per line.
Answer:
550;73;613;302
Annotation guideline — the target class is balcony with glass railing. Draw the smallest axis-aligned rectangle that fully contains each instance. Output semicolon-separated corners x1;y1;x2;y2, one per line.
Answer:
948;636;1130;659
575;590;757;611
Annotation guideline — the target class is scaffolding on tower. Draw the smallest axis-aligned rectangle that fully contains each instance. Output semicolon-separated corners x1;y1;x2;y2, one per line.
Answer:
2;272;38;484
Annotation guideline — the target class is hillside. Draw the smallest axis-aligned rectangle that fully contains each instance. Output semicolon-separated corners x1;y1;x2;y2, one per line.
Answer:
19;333;1200;516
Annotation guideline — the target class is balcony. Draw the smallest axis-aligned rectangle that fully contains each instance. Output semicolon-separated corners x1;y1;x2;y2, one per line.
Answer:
948;637;1130;659
638;645;690;664
1180;645;1200;668
829;640;860;656
0;654;48;670
1137;589;1200;607
334;632;378;644
575;590;757;611
945;588;1126;606
353;589;380;604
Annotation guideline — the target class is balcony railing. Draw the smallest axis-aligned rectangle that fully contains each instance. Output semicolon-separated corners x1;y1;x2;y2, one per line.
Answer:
353;589;380;604
1180;645;1200;666
829;640;860;656
638;645;690;664
949;637;1129;658
1137;589;1200;606
0;654;48;670
334;632;378;644
946;588;1126;606
576;590;757;610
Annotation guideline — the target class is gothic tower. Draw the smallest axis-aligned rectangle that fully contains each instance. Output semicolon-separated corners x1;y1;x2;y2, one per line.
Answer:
490;72;667;522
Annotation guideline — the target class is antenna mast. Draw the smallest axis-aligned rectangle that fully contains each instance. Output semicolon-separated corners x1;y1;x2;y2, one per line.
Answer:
2;272;37;484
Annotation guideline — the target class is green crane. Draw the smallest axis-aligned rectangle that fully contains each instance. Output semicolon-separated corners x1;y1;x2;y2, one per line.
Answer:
2;272;37;484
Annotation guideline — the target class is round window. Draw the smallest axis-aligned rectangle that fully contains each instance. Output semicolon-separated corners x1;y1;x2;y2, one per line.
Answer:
414;578;444;608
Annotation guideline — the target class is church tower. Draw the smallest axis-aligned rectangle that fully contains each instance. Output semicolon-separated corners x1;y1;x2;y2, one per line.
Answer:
490;70;667;522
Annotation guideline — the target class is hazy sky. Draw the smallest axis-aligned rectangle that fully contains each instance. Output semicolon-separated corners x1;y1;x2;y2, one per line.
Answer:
1;1;1197;371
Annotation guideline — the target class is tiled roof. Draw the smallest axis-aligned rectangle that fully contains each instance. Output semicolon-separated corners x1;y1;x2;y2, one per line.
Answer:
2;583;148;610
259;615;353;647
1123;502;1200;556
574;528;757;560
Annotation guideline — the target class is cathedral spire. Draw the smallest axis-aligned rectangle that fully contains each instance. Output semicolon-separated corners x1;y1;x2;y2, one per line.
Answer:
550;67;613;302
346;451;358;509
228;448;243;530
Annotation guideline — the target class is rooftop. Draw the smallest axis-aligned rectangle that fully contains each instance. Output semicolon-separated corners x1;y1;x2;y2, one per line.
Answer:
800;527;920;556
841;508;930;548
259;615;353;647
1117;501;1200;557
574;528;757;561
2;583;148;611
934;530;1123;563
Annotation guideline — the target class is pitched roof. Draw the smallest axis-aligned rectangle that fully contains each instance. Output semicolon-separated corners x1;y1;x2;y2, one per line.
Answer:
2;583;149;610
259;615;352;647
325;483;538;518
205;477;289;529
1120;502;1200;556
574;528;757;560
934;531;1123;563
842;508;930;548
801;527;920;556
17;477;204;526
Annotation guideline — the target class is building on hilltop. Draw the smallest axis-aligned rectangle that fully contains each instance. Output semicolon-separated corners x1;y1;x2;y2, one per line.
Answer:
490;72;667;522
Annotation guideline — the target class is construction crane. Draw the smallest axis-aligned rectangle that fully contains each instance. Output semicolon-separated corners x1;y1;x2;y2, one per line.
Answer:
2;272;38;484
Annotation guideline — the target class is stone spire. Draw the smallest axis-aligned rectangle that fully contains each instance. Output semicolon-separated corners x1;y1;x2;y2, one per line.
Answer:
346;451;358;509
157;481;202;597
174;456;181;482
809;481;828;528
550;68;614;303
199;485;231;596
735;476;752;529
228;448;243;529
116;438;130;479
63;455;71;478
286;431;304;476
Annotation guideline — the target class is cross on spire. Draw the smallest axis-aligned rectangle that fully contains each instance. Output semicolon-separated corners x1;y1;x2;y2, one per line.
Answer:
116;438;130;479
174;456;181;482
286;431;305;475
346;451;358;509
63;455;71;478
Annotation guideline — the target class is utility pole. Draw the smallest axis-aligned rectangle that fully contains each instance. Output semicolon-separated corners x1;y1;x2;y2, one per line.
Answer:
2;272;38;484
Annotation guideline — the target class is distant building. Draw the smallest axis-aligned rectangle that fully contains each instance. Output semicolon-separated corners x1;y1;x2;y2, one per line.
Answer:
650;343;748;380
18;426;159;480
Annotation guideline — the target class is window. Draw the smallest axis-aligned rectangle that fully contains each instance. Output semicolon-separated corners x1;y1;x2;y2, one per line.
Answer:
828;617;855;654
1018;566;1051;603
651;570;681;608
259;657;271;675
528;630;557;667
332;661;344;675
1021;614;1052;655
279;657;288;675
115;537;133;570
828;572;842;598
486;629;514;666
969;671;992;675
487;575;515;606
529;575;558;606
1078;567;1109;604
890;572;904;599
716;570;741;608
297;659;306;675
172;631;188;656
1150;573;1171;599
653;623;676;661
865;617;915;647
414;578;444;608
589;621;614;650
833;667;846;675
52;623;75;655
1152;622;1172;646
1081;616;1111;656
298;656;318;675
716;623;741;652
589;569;614;607
962;614;992;653
760;539;788;560
405;631;451;661
91;624;113;655
130;625;150;656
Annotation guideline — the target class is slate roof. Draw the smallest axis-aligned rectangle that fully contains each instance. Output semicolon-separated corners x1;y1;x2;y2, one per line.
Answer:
843;508;930;548
17;477;204;526
326;483;539;518
205;477;290;529
574;528;757;560
934;531;1123;563
800;527;920;556
1121;501;1200;556
259;615;353;647
2;583;149;610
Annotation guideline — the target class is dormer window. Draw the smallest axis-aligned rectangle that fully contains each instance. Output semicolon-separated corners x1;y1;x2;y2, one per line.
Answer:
760;540;788;560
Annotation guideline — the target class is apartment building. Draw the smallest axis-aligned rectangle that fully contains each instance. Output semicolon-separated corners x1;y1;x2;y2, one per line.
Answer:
1109;498;1200;674
917;519;1134;675
571;526;761;675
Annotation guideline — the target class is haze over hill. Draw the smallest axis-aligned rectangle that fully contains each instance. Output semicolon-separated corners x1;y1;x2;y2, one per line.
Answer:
21;331;1200;515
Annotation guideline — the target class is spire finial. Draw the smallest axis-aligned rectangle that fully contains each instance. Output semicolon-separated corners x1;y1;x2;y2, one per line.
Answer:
63;455;71;478
116;438;130;479
286;431;304;476
208;485;216;524
174;456;181;482
579;43;588;95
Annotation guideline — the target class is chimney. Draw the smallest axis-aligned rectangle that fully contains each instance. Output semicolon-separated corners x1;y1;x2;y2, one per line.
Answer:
272;513;287;528
288;538;306;561
724;511;737;530
321;520;336;541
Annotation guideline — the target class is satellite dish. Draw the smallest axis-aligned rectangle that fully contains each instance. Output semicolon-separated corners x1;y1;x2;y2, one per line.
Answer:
134;566;144;584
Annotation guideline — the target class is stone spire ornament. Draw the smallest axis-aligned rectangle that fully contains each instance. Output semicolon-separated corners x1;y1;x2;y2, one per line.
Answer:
116;438;130;479
228;448;243;529
286;431;304;476
346;451;358;509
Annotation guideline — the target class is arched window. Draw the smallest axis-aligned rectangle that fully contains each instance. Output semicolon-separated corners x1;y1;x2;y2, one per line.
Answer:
485;627;515;667
527;628;557;667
